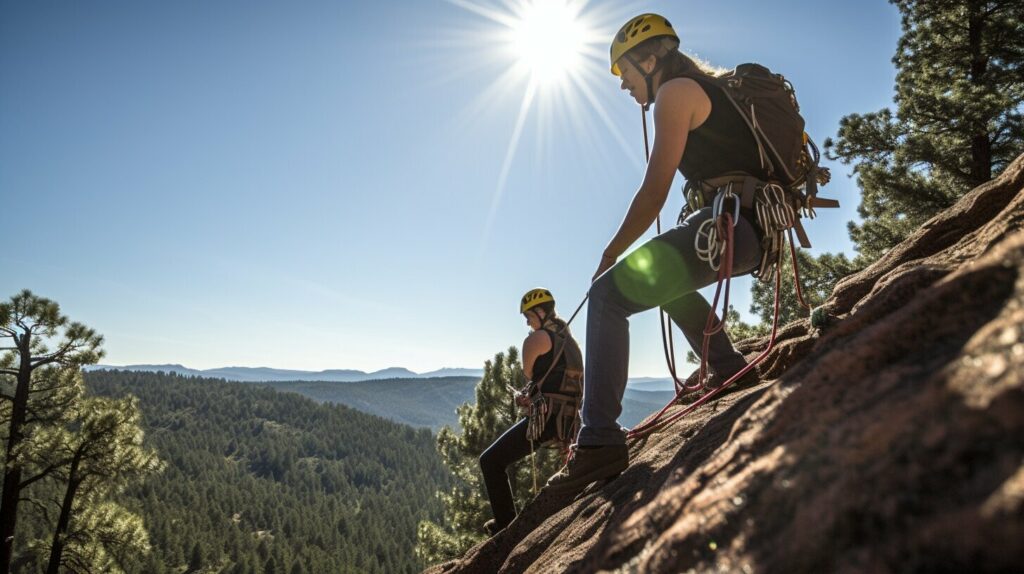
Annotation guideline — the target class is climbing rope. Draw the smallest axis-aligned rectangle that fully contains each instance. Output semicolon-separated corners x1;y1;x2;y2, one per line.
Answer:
788;227;811;311
626;210;818;440
640;106;693;395
627;265;782;439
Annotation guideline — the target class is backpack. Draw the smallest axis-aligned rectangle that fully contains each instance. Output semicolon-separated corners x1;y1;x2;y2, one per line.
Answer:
712;63;825;197
682;63;838;256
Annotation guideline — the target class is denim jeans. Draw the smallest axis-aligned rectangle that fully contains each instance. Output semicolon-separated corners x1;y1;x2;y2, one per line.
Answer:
577;207;764;446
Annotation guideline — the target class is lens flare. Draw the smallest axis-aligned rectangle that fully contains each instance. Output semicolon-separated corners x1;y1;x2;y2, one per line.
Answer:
614;241;688;307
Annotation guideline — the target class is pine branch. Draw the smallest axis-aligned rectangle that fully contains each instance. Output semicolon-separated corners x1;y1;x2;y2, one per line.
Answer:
31;339;92;368
30;355;60;369
20;496;52;523
27;380;64;394
19;463;67;489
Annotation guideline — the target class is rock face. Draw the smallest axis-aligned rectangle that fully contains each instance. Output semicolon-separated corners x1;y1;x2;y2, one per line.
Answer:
425;154;1024;574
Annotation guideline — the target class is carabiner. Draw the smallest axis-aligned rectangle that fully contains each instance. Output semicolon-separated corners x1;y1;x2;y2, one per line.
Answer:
713;187;741;227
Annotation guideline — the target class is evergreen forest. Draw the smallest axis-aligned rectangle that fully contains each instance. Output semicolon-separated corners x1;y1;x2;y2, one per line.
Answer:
14;369;450;573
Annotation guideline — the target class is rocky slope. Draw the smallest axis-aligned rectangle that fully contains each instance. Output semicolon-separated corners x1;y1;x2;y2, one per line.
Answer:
425;153;1024;573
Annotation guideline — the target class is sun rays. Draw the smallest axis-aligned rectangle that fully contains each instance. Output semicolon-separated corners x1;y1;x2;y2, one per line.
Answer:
443;0;645;251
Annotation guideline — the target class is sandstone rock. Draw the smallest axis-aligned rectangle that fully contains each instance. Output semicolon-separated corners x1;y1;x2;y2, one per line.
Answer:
426;153;1024;574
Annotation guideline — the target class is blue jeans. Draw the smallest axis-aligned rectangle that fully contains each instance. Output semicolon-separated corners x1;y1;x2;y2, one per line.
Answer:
577;207;764;446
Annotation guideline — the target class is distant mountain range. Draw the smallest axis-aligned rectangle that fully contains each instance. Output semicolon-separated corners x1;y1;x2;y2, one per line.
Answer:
86;363;486;382
87;364;683;391
263;377;678;431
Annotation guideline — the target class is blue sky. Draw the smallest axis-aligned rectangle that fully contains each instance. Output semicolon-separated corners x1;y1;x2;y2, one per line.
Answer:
1;1;901;376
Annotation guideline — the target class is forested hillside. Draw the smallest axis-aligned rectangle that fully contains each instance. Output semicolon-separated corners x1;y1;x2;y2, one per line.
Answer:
265;377;479;429
266;378;676;430
76;370;449;574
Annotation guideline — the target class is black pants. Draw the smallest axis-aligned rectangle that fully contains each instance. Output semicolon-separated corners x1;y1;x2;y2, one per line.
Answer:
479;413;559;529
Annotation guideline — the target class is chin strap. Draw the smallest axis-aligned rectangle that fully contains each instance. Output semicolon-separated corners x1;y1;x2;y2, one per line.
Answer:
623;52;662;111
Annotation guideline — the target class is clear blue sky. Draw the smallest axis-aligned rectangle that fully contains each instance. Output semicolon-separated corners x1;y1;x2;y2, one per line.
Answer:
1;1;901;376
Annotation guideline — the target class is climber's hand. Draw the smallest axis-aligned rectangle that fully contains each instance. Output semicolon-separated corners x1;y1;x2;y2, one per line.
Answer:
592;253;616;283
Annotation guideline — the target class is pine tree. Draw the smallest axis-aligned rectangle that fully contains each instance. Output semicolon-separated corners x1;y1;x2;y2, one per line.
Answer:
42;395;161;574
188;540;204;572
415;347;564;565
0;290;103;573
742;1;1022;332
826;0;1024;261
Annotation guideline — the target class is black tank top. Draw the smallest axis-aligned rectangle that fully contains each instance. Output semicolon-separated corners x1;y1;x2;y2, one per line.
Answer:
675;74;768;182
531;329;567;394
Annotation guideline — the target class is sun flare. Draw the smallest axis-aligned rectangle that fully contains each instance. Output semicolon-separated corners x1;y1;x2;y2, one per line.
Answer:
510;0;587;85
446;0;643;249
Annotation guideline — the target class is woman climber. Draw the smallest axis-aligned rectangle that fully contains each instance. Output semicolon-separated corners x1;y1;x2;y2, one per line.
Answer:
545;14;766;494
479;288;583;535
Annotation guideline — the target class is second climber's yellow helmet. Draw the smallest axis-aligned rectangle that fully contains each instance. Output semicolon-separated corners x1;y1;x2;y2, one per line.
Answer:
609;13;679;76
520;288;554;314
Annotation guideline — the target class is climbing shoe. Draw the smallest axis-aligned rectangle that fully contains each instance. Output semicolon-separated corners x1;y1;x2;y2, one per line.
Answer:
544;444;629;495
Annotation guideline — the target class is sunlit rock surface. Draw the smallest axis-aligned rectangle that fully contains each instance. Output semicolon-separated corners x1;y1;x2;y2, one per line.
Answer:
425;154;1024;574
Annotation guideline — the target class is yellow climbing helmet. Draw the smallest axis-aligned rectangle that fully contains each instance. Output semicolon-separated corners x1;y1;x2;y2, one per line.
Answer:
609;13;679;76
520;288;554;314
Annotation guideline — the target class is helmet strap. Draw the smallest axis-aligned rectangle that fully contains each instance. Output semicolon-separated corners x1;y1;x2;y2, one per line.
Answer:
526;309;542;329
623;52;661;111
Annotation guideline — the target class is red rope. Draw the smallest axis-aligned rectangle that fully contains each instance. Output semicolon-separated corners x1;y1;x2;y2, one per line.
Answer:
627;213;792;441
627;264;783;440
787;228;811;311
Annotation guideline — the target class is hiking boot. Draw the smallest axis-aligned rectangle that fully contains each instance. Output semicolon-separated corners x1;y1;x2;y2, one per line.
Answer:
483;519;503;536
544;444;629;495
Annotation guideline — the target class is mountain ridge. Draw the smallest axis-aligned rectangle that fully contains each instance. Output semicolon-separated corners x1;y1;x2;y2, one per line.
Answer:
87;364;681;389
87;363;486;382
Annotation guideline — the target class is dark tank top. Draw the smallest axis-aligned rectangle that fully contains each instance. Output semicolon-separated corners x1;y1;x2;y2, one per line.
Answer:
675;74;768;182
531;329;567;394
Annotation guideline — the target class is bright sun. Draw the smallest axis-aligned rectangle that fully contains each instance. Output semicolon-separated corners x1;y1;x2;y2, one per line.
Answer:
510;0;587;85
447;0;638;247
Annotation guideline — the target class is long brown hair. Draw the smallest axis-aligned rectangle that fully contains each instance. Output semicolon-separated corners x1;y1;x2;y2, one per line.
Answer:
625;36;722;82
533;301;570;333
